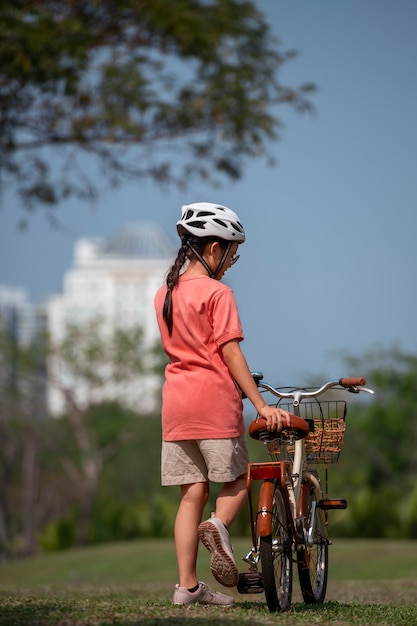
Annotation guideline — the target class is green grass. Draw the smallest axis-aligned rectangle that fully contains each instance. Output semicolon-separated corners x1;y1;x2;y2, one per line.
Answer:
1;538;417;625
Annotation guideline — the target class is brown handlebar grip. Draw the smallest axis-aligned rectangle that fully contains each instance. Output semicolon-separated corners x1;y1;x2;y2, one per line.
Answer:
339;377;367;387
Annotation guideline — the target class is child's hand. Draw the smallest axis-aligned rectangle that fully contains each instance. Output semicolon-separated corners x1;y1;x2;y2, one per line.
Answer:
257;405;292;432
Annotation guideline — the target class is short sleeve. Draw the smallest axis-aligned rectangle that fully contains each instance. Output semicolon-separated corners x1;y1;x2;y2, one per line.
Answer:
210;288;244;347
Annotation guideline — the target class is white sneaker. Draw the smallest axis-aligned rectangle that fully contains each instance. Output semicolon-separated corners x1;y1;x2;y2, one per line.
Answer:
198;516;239;587
173;581;234;605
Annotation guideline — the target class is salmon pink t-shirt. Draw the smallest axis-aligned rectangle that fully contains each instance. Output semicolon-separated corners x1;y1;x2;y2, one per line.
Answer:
154;275;244;441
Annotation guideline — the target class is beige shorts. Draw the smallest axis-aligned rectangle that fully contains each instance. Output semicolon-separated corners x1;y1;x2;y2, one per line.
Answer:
161;435;249;486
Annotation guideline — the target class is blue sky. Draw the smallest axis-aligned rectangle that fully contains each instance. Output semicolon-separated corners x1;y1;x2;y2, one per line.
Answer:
1;0;416;386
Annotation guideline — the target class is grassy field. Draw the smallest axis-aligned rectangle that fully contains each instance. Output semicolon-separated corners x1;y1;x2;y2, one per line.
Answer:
1;538;416;625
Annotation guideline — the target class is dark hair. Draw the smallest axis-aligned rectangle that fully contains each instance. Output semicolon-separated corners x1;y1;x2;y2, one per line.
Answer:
162;236;228;335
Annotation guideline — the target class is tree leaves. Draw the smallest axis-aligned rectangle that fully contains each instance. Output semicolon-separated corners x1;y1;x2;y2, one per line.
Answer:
0;0;316;217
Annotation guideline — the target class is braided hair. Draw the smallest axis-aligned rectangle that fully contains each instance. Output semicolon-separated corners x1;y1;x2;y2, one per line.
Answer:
162;236;228;335
162;239;189;335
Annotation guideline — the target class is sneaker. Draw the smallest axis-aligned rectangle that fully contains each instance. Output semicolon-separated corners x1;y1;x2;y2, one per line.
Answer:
198;516;239;587
173;581;234;606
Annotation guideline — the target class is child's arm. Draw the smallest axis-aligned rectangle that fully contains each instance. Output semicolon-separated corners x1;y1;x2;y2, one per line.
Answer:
221;339;291;431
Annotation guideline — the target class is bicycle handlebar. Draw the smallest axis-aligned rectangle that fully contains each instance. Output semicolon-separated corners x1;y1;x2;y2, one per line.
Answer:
251;372;374;406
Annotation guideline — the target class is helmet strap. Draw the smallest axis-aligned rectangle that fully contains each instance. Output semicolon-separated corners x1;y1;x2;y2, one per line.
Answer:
186;241;231;279
214;242;232;277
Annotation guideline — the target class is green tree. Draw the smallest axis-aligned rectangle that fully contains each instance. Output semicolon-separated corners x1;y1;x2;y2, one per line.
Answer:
0;314;165;554
330;346;417;538
0;0;315;224
0;318;48;557
48;317;164;545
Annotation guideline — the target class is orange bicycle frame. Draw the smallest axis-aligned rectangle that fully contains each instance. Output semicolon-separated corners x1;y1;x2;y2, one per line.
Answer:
246;460;296;545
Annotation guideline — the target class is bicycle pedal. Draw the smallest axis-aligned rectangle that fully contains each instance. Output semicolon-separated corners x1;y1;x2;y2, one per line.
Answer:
237;572;264;594
318;498;348;510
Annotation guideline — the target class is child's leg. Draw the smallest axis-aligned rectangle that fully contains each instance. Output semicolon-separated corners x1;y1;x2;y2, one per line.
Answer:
197;474;246;587
175;481;209;589
215;473;247;527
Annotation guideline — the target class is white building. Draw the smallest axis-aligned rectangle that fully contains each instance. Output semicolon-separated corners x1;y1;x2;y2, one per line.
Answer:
47;223;176;415
0;285;45;345
0;286;47;417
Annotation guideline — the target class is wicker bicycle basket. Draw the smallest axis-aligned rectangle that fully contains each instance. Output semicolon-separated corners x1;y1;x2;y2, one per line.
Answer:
267;400;347;464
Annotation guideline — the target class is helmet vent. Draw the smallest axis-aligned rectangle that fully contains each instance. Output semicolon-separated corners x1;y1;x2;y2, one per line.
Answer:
213;218;228;228
196;211;215;217
187;220;206;229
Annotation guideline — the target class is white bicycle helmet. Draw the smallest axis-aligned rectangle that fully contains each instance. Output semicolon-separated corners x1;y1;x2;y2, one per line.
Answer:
176;202;246;242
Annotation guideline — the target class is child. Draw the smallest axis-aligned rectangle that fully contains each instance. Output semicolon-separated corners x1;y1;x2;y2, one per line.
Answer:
154;202;291;606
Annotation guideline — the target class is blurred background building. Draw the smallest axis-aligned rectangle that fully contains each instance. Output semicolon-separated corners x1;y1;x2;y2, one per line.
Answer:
47;222;175;415
0;285;45;345
1;222;176;416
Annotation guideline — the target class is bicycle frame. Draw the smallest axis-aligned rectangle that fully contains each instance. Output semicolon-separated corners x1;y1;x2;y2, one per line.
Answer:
245;432;326;556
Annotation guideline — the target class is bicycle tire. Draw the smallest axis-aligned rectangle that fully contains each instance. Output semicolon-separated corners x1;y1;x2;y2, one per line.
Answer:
297;481;328;603
259;482;293;612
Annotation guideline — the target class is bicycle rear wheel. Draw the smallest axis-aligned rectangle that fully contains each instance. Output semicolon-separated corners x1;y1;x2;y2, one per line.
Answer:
259;482;293;612
297;481;328;603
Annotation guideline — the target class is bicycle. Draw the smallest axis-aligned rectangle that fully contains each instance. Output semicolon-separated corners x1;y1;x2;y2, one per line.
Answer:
237;373;375;612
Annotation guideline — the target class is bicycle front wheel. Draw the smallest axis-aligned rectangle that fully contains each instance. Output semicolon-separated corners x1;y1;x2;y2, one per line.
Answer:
259;482;293;612
297;481;328;603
